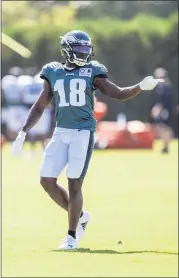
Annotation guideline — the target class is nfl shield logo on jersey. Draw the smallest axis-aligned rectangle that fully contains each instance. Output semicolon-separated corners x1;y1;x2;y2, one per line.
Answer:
79;68;92;77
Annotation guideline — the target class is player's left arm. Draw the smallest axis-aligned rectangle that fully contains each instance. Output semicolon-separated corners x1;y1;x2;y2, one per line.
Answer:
94;76;163;101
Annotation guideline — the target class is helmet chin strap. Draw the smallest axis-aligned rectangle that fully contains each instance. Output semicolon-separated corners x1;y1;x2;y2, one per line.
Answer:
73;60;87;67
68;56;90;67
72;53;91;66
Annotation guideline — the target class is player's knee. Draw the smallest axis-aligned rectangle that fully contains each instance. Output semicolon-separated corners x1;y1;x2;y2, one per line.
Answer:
68;178;83;198
40;177;56;192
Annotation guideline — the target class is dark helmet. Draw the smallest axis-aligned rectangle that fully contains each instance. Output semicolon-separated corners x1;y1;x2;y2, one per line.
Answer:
60;30;94;66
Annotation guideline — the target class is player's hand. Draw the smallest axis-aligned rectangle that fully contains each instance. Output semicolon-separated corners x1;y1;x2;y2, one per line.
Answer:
12;131;26;156
139;76;164;91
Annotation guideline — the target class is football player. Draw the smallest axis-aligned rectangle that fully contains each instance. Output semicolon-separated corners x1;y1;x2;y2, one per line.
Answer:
12;30;163;250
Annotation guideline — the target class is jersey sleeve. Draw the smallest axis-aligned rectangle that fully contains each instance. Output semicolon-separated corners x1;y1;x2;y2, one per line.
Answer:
40;64;52;84
40;61;63;85
92;61;108;79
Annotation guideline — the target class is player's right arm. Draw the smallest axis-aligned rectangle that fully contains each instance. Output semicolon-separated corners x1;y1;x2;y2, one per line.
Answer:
12;80;53;155
22;80;53;133
92;61;163;101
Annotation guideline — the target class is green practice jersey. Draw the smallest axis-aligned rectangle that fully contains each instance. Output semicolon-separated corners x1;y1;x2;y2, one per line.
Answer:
40;61;108;131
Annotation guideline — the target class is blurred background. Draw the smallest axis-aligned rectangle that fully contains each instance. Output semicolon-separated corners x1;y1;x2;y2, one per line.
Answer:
1;0;178;151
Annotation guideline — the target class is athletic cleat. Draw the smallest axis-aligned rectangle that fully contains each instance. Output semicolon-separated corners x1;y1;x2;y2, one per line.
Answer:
58;235;78;250
76;211;92;241
161;147;169;154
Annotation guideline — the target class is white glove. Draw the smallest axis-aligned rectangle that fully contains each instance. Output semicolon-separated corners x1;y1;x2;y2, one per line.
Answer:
12;131;26;156
139;76;164;90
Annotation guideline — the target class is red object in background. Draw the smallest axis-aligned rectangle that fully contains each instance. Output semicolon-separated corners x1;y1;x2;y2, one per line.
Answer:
94;98;153;149
94;97;107;121
96;121;154;149
1;135;6;147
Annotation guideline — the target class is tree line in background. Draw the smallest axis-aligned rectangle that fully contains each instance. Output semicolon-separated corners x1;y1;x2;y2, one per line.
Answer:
2;1;178;121
76;0;178;19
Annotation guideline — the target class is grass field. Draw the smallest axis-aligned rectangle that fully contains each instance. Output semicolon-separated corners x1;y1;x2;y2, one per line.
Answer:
2;141;178;277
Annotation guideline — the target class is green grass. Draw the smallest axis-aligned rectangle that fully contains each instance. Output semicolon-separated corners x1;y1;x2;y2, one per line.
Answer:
2;141;178;277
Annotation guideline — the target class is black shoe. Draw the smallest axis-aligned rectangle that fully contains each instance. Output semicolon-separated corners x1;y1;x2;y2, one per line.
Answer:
161;147;169;154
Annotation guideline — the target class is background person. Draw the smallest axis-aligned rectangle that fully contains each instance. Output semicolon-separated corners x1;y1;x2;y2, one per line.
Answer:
149;67;175;153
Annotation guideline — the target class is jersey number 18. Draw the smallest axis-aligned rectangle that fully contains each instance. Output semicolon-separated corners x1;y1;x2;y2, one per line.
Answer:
54;79;86;107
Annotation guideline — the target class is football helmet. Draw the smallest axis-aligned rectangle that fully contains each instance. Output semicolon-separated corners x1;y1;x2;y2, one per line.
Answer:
60;30;94;67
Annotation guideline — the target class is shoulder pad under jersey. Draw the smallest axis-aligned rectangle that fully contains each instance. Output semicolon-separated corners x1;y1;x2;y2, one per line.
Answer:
40;61;63;82
91;60;108;78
